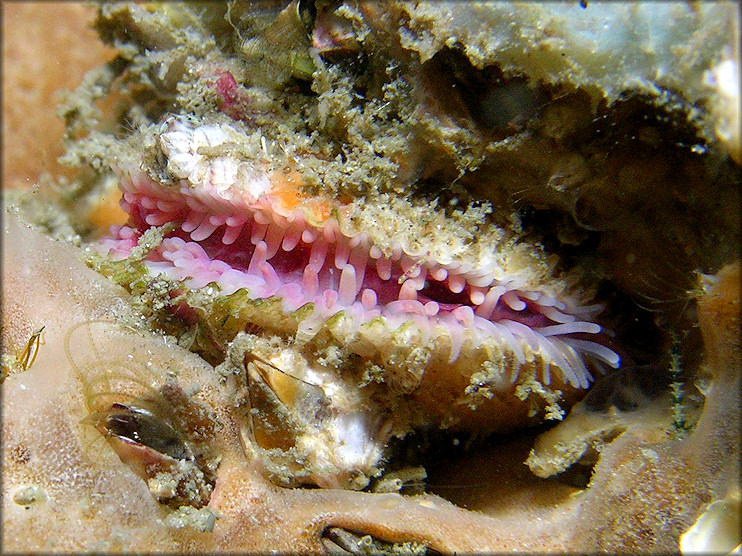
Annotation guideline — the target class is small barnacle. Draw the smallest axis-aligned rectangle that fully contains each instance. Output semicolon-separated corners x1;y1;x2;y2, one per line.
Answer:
17;325;45;371
1;325;45;382
310;0;363;64
320;526;433;555
242;349;329;483
239;342;389;490
65;321;219;509
237;0;317;87
89;402;192;461
245;350;330;430
370;466;427;495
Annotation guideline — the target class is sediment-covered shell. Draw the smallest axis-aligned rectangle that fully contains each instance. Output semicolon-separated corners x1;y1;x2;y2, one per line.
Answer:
235;334;392;489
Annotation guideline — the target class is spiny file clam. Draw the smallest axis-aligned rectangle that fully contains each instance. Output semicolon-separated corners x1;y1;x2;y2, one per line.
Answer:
95;114;620;487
